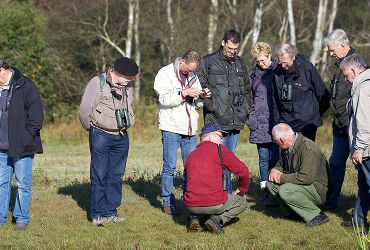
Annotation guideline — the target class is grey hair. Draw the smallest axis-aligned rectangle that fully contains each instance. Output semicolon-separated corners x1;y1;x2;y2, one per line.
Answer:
323;29;349;47
340;53;368;71
274;43;298;59
272;123;294;140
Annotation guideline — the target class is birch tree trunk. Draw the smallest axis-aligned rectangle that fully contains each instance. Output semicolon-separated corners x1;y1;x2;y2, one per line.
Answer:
310;0;328;65
207;0;219;53
279;13;288;43
134;0;141;101
126;0;135;58
287;0;296;45
166;0;175;60
251;0;263;46
320;0;338;76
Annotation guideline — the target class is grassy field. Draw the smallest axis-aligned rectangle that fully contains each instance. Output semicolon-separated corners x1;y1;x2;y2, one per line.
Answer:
0;127;363;249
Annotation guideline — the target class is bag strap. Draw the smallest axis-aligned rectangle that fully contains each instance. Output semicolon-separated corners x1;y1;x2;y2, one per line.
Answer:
97;74;105;91
217;144;227;191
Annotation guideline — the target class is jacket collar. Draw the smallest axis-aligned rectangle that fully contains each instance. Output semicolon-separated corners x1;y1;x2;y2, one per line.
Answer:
352;68;370;94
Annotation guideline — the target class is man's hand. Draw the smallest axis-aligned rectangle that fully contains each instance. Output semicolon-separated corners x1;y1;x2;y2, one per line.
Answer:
268;168;283;184
199;87;211;99
352;150;363;165
182;88;201;98
233;188;246;198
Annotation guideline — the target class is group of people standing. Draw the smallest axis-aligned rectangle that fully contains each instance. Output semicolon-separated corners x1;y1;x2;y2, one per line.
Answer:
154;28;370;234
0;27;368;236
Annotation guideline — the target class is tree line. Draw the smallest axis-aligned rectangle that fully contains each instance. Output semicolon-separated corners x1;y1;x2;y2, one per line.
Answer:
1;0;369;122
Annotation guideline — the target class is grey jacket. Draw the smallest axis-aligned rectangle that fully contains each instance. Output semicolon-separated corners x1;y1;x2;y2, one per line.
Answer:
79;72;135;134
348;69;370;158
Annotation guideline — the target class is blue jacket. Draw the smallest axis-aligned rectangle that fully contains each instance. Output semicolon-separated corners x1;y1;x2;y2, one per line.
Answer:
247;60;278;144
272;55;330;132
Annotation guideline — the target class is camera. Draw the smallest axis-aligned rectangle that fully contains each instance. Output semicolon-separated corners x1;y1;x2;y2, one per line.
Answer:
232;93;244;107
115;108;131;129
282;83;293;101
330;79;338;99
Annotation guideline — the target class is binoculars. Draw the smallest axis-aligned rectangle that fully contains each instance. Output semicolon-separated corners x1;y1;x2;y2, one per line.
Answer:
282;83;293;101
115;108;131;129
232;94;244;107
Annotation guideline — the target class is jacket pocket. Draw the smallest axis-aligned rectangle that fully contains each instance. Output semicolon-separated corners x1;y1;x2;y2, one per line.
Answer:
21;128;35;152
91;103;117;130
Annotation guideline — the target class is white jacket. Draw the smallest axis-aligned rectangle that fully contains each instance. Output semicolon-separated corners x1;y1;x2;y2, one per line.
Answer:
154;61;203;136
348;68;370;158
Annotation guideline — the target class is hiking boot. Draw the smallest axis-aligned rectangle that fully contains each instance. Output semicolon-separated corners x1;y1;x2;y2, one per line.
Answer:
188;215;200;232
306;212;329;227
14;223;28;231
91;216;108;227
204;216;224;234
106;215;128;224
163;206;178;216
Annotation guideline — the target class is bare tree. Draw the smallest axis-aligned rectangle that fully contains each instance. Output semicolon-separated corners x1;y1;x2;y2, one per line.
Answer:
207;0;219;53
287;0;296;45
134;0;141;101
279;12;289;43
126;0;135;58
251;0;264;46
166;0;175;60
310;0;328;65
320;0;337;77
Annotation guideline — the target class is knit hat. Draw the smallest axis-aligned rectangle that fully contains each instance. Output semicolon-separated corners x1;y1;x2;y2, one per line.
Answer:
113;57;139;76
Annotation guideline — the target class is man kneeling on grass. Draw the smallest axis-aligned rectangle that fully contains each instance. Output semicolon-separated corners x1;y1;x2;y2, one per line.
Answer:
267;123;330;227
183;123;250;234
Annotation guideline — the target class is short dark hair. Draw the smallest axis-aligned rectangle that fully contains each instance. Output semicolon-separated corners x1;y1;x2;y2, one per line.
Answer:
222;29;240;44
0;59;9;69
181;50;201;66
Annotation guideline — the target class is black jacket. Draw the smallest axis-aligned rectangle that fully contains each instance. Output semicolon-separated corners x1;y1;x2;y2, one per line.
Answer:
7;67;44;157
330;48;355;136
197;49;251;130
272;54;330;131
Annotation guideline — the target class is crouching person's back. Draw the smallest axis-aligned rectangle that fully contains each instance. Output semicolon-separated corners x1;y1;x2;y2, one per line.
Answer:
183;123;250;234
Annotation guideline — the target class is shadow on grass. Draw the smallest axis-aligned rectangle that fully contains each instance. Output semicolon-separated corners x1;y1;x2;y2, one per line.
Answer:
57;181;91;220
125;171;188;226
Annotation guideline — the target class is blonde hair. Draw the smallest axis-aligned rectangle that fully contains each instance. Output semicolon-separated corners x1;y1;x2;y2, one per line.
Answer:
251;42;272;59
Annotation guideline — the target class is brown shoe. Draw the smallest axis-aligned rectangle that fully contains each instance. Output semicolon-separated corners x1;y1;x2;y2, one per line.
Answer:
341;220;368;234
163;206;178;216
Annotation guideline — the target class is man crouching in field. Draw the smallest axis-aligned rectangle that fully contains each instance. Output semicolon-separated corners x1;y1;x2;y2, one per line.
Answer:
183;123;250;234
267;123;330;227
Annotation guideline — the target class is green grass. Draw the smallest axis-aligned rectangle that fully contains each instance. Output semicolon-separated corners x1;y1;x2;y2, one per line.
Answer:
0;128;365;249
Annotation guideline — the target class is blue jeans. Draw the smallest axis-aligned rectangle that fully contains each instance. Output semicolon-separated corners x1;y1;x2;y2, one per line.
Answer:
222;130;240;193
327;133;350;207
257;143;280;185
352;159;370;227
89;126;129;219
0;151;34;225
161;131;197;207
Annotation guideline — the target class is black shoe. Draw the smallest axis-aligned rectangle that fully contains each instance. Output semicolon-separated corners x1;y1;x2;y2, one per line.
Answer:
204;216;224;234
188;216;200;232
306;212;329;227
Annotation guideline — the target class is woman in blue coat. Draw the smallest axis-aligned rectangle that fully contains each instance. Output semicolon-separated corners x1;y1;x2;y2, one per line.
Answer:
247;42;279;203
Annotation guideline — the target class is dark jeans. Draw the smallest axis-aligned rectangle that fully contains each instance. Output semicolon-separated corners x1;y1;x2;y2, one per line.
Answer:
89;126;129;219
222;130;240;194
352;159;370;227
327;130;350;208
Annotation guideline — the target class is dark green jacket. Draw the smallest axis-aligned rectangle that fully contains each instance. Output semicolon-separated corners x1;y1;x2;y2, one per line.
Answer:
274;133;329;202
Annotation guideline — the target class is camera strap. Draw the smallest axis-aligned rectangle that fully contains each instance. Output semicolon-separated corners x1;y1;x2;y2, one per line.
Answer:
217;144;227;192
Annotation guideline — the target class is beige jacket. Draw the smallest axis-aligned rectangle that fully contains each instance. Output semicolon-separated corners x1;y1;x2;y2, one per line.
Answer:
79;72;135;134
154;59;203;136
348;68;370;158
